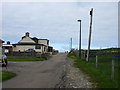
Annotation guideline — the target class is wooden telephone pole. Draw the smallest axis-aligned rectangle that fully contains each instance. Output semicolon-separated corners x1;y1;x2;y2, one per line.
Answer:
86;8;93;62
70;38;72;52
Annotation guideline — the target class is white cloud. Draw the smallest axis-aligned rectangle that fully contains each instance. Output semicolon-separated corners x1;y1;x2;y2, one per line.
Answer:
1;0;119;2
1;2;118;52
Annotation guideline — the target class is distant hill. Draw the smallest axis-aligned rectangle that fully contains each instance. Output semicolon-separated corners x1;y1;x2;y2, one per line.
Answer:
91;48;120;52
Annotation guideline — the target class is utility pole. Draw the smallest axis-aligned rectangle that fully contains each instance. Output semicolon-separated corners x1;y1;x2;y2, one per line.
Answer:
70;37;72;52
77;19;82;58
86;8;93;62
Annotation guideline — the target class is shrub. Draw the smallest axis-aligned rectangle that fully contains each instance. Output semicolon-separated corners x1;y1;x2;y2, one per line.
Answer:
41;53;50;59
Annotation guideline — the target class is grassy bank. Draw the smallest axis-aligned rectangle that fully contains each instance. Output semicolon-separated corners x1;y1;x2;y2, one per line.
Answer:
0;71;16;82
7;56;46;61
68;51;119;88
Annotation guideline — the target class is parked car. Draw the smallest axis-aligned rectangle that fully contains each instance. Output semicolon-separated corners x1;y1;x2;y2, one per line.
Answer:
0;53;8;67
25;49;35;52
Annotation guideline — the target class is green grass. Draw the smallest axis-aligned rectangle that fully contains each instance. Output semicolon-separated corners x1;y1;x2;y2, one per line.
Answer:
67;52;76;59
0;71;16;82
68;52;119;88
7;56;46;61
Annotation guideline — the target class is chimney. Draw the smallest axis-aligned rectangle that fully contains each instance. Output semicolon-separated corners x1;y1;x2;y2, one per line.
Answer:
25;32;29;37
7;41;10;44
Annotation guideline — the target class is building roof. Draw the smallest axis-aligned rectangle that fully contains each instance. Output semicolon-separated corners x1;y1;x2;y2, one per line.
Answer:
39;39;49;41
16;32;49;46
0;39;5;43
22;36;49;43
48;46;53;48
12;43;46;46
31;37;39;43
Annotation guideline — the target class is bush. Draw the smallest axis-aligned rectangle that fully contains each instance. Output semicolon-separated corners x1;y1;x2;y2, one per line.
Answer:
41;53;50;59
36;53;42;58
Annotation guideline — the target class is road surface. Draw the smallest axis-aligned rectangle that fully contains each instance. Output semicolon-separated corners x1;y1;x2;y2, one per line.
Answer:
2;53;67;88
2;53;93;88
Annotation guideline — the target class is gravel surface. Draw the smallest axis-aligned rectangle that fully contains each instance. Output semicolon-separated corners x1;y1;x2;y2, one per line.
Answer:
61;57;94;88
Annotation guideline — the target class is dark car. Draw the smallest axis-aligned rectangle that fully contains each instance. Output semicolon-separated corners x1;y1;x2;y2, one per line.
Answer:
25;49;35;52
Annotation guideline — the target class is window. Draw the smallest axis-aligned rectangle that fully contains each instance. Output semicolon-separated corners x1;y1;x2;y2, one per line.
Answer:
35;45;41;49
44;47;46;51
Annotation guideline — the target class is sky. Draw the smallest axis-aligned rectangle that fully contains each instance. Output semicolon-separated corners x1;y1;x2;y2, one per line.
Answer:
1;1;118;52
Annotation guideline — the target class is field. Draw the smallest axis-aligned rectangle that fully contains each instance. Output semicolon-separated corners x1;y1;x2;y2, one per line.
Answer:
68;48;119;88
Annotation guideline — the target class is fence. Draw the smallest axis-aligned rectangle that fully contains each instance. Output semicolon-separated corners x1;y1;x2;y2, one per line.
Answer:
6;52;38;57
72;49;119;86
6;52;52;59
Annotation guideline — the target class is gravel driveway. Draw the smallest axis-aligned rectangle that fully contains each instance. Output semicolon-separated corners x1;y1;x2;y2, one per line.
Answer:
61;58;94;88
2;53;93;88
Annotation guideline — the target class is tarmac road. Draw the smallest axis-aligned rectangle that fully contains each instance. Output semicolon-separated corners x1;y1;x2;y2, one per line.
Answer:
2;53;67;88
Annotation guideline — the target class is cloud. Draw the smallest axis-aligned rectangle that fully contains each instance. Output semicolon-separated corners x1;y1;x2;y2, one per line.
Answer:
1;2;118;52
1;0;119;2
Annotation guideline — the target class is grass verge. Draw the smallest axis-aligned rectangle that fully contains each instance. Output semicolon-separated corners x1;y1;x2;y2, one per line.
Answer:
68;52;118;88
0;71;16;82
7;56;46;61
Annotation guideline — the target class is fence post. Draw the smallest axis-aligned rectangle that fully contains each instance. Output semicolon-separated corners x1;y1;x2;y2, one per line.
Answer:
96;55;98;68
111;59;115;80
84;50;86;58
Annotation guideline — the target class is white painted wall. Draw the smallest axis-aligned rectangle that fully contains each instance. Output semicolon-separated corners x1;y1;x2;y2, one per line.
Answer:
42;46;48;53
38;40;49;53
38;40;48;46
13;45;49;54
13;45;42;53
